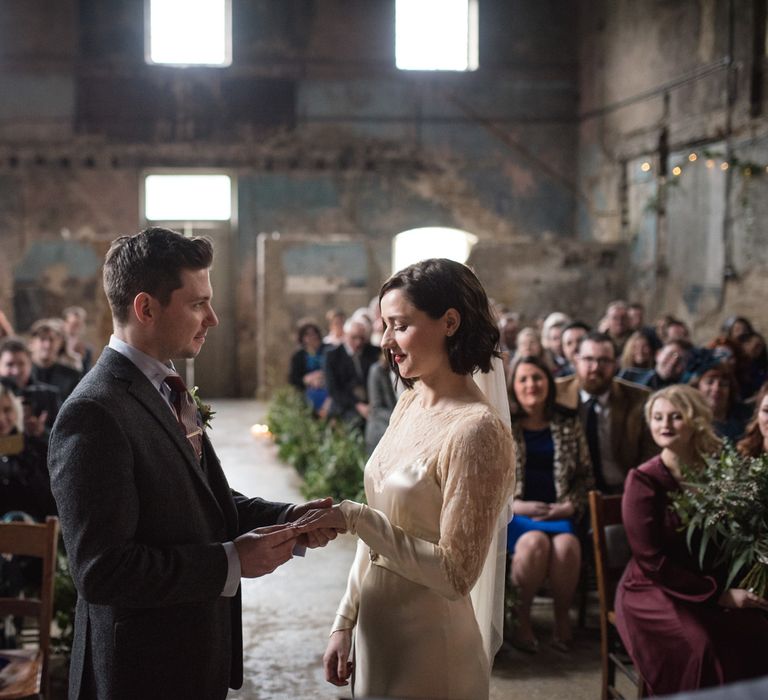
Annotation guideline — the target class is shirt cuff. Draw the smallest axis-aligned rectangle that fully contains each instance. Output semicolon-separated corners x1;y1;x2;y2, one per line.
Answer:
220;541;241;597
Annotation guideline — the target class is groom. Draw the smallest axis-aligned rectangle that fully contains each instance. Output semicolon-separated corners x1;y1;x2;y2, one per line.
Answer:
49;227;339;699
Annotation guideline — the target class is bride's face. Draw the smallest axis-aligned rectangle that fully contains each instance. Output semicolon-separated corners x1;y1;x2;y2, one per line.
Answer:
379;288;455;381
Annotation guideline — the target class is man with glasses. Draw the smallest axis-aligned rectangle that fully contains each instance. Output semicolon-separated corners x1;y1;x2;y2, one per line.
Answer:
556;331;657;493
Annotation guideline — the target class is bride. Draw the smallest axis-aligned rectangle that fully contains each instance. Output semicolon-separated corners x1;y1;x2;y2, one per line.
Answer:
296;258;514;699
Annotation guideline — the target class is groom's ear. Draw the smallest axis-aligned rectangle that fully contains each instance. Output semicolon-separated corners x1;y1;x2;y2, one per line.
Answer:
133;292;156;326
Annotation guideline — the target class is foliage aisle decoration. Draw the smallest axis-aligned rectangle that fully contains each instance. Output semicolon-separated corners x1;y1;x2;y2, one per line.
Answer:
52;544;77;657
671;445;768;598
266;387;366;503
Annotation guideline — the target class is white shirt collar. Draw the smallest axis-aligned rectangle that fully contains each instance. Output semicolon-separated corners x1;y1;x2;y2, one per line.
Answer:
108;335;177;395
579;387;610;407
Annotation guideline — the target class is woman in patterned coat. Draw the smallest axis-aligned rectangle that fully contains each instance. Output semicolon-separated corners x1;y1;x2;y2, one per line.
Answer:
506;354;594;653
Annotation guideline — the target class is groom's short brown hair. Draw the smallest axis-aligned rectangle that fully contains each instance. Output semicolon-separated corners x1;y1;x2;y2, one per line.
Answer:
103;227;213;324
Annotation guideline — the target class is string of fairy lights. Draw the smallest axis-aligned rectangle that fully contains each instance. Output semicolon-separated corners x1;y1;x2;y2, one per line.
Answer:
638;150;768;179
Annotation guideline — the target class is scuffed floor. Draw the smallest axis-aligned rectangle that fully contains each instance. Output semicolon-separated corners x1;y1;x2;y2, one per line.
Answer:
216;399;608;700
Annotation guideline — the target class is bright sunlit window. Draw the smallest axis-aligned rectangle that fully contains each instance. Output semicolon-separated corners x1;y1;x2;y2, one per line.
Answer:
392;227;478;273
144;174;232;221
396;0;478;71
146;0;231;66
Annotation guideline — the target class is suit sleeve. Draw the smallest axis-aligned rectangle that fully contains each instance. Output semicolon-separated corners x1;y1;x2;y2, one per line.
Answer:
622;468;718;602
49;397;229;608
232;491;291;533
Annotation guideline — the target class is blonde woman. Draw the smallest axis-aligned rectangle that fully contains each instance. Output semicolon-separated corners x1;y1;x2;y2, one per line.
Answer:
0;382;55;520
615;384;768;696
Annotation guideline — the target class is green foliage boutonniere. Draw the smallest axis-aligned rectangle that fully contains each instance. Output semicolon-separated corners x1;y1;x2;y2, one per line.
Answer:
190;386;216;430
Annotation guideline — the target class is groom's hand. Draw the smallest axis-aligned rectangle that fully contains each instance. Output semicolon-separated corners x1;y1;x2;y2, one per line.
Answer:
287;497;344;548
234;524;298;578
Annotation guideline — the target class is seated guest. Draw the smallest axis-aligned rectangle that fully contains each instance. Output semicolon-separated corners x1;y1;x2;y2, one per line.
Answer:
0;337;61;431
737;381;768;457
556;321;590;378
620;339;692;390
721;314;754;342
29;318;82;400
615;384;768;696
323;308;346;347
325;317;380;431
556;332;657;493
706;335;749;389
656;315;691;344
627;302;662;351
738;332;768;400
687;352;750;441
541;312;571;376
498;311;521;363
506;355;593;653
288;320;330;417
617;330;654;373
602;300;632;356
0;383;56;521
511;327;545;364
364;352;399;455
63;305;95;373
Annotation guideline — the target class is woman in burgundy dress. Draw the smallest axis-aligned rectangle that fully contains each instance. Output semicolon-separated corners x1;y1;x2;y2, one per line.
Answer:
615;384;768;696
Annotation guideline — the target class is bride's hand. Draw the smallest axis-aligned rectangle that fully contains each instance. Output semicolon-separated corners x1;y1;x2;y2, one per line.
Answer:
324;629;353;686
294;504;347;533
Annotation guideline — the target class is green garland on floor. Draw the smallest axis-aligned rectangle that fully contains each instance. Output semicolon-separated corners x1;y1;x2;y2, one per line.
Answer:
266;387;366;503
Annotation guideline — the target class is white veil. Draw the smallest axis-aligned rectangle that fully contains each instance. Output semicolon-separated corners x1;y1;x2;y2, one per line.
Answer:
471;353;513;667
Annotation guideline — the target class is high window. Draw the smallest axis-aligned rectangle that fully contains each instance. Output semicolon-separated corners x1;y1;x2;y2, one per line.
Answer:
395;0;479;71
146;0;232;67
144;174;233;221
392;227;478;273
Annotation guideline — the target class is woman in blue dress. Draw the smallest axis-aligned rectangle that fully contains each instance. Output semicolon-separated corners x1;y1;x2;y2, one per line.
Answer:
288;320;330;416
506;354;594;652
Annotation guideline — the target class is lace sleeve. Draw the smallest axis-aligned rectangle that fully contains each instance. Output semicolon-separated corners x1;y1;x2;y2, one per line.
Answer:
339;410;514;600
437;412;514;595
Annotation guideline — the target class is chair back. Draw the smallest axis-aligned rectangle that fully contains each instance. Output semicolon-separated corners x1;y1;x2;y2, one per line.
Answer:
589;491;630;615
0;516;59;698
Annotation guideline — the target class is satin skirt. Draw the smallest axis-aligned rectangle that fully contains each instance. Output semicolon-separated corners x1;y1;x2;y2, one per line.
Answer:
353;563;489;700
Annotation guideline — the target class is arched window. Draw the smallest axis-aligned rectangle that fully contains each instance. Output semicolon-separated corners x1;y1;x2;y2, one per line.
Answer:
392;227;478;273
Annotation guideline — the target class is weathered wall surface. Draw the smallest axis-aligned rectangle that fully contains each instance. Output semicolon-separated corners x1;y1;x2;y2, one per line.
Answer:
0;0;601;396
577;0;768;342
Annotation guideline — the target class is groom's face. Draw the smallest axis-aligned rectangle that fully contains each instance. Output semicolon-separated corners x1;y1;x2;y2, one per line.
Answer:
153;268;219;360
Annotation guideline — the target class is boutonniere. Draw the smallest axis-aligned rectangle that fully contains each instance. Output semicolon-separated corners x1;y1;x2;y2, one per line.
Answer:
190;386;216;430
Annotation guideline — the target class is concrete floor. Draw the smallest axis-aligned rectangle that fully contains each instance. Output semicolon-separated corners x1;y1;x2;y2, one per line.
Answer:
214;399;610;700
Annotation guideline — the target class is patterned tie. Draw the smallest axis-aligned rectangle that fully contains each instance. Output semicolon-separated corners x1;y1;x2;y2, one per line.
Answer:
164;372;203;459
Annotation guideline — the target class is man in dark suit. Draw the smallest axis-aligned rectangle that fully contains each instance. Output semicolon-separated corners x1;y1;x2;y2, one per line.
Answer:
324;317;380;431
49;228;338;700
556;331;658;493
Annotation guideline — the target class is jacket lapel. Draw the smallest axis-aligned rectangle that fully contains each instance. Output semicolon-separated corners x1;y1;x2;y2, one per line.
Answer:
104;349;222;510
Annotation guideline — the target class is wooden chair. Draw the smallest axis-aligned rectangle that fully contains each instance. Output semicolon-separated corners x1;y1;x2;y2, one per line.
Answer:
0;516;59;699
588;491;643;700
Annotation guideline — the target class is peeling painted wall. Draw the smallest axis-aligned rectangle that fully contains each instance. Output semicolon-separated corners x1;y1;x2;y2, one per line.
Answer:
0;0;665;396
577;0;767;341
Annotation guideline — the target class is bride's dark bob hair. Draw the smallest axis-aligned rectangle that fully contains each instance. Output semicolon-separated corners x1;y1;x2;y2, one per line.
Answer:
379;258;500;389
